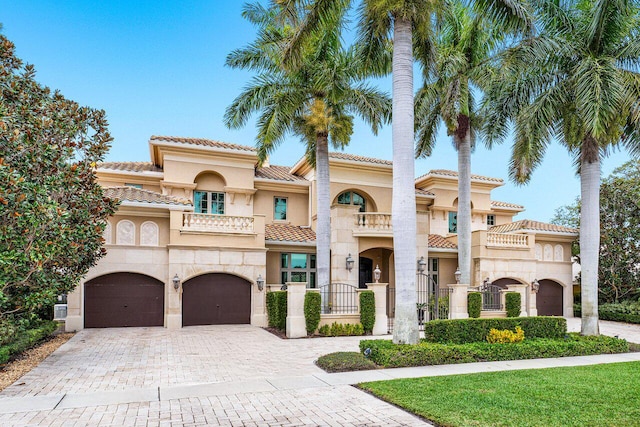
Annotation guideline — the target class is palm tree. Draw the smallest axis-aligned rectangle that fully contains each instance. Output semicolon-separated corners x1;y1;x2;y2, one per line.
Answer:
225;2;391;297
415;2;502;285
274;0;531;344
483;0;640;335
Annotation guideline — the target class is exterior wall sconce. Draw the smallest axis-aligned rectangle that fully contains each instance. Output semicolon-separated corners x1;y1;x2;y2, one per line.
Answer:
417;256;427;273
454;268;461;284
531;279;540;293
346;253;354;271
373;265;381;283
256;274;265;291
172;274;181;291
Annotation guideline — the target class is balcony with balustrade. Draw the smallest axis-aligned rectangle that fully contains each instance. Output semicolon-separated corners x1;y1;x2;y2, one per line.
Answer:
352;212;393;237
181;212;255;234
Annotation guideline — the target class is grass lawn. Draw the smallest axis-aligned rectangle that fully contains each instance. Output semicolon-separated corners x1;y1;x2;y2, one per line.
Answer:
359;361;640;427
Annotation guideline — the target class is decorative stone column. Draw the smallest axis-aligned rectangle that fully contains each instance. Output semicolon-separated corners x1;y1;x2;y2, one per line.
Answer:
506;284;529;316
529;286;538;317
251;280;268;327
286;282;307;338
449;283;470;319
366;283;389;335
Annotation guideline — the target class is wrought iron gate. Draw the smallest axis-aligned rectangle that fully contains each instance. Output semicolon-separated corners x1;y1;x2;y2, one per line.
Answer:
387;273;450;332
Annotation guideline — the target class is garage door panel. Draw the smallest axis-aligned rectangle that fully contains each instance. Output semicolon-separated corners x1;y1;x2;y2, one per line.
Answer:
537;280;563;316
182;274;250;326
85;273;164;328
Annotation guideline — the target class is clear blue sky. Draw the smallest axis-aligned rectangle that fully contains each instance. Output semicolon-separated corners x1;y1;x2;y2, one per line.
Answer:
1;1;632;222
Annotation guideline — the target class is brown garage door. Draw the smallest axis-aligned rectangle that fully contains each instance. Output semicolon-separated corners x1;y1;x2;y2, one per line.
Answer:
182;274;251;326
85;273;164;328
537;279;564;316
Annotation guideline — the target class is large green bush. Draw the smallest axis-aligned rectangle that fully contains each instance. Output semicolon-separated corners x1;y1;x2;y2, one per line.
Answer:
505;292;522;317
304;292;321;335
359;291;375;334
0;320;58;364
359;334;629;368
422;317;567;344
468;292;481;318
574;302;640;324
316;352;377;373
266;291;287;330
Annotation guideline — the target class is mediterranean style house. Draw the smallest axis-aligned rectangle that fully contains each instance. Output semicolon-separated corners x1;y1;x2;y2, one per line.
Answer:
64;135;578;331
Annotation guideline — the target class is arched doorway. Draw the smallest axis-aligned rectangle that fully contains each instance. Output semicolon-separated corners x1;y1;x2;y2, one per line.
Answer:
85;273;164;328
537;279;564;316
182;273;251;326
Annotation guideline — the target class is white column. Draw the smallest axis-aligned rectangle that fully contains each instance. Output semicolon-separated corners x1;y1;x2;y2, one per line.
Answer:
449;283;470;319
366;283;389;335
286;282;307;338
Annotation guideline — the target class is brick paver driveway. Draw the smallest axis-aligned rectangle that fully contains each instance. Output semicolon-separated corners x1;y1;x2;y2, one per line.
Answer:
1;326;430;426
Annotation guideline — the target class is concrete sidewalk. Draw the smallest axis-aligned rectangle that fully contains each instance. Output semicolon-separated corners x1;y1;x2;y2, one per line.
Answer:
2;320;640;426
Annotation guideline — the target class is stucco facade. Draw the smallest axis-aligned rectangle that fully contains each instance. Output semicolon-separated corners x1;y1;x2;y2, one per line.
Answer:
65;136;578;331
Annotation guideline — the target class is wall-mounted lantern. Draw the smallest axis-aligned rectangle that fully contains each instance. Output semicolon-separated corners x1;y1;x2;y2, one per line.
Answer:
346;253;355;272
172;274;181;291
256;274;265;291
417;256;427;273
531;279;540;293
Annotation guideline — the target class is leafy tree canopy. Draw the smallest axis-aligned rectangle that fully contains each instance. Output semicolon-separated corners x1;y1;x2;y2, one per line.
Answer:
0;35;117;323
551;160;640;303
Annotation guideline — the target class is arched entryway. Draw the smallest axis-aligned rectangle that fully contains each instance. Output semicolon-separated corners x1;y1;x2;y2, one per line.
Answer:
85;273;164;328
537;279;564;316
492;277;523;289
182;273;251;326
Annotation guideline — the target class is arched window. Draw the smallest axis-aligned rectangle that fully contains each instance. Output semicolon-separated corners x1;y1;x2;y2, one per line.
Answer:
116;220;135;245
535;243;542;261
140;221;159;246
337;191;366;212
543;244;553;261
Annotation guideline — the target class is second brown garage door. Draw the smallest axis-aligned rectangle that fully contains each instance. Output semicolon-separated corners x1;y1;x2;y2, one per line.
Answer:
182;273;251;326
85;273;165;328
537;279;564;316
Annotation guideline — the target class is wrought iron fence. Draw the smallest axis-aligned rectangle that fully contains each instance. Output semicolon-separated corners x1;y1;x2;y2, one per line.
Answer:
318;283;359;314
480;283;503;310
387;274;451;333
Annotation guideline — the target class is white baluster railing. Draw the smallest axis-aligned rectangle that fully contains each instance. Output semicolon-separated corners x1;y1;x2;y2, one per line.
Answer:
355;213;393;232
487;233;529;248
182;213;254;233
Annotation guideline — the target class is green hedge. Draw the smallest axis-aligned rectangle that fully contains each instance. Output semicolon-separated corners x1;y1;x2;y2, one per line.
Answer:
0;320;58;364
359;291;375;334
266;291;287;331
318;322;364;336
422;317;567;344
468;292;481;318
574;302;640;324
359;334;629;368
304;292;321;335
505;292;521;318
316;352;377;373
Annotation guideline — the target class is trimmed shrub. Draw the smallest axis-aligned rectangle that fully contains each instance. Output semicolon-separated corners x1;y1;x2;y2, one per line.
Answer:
316;352;377;373
574;302;640;324
304;292;321;335
468;292;481;318
422;317;567;344
0;320;58;364
487;326;525;343
505;292;522;318
266;291;287;330
359;334;629;368
318;322;365;336
359;291;375;334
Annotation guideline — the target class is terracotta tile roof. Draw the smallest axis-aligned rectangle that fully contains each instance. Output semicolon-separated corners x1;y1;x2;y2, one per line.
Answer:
429;234;458;249
416;169;504;183
491;200;524;210
255;165;308;182
489;220;578;234
265;224;316;243
150;135;256;152
98;162;163;173
103;187;192;207
329;152;393;166
415;188;435;196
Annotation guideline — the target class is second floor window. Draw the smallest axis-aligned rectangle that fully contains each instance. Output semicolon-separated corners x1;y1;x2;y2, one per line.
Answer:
274;197;287;220
194;191;225;215
337;191;366;212
448;211;457;233
487;214;495;227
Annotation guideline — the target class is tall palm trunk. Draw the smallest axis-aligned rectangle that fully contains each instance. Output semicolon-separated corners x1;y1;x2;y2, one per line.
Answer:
580;137;600;336
391;17;419;344
316;133;331;294
456;117;472;285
